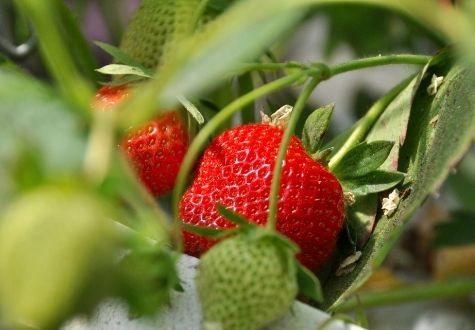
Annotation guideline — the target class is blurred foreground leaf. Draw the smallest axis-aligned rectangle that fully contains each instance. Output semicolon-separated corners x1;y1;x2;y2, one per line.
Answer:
0;68;86;207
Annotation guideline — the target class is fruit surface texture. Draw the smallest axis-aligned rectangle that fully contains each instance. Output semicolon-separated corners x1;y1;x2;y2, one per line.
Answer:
94;86;189;196
196;235;298;330
180;123;345;271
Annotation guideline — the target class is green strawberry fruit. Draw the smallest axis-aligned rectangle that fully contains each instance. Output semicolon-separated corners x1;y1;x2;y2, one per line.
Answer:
120;0;202;69
196;233;298;330
0;185;116;329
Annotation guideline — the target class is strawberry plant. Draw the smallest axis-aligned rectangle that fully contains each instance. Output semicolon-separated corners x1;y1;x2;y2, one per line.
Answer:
0;0;474;329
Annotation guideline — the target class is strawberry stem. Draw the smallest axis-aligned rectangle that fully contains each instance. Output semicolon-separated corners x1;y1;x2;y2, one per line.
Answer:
172;71;306;250
332;278;475;312
267;75;325;231
237;55;430;75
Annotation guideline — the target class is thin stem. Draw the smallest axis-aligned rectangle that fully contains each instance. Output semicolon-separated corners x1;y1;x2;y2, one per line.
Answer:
327;75;414;170
332;279;475;312
235;61;303;74
236;55;430;76
171;71;306;248
329;55;431;75
267;76;324;230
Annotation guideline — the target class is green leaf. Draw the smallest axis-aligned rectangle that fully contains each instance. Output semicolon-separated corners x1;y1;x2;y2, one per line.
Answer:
332;141;394;179
118;245;181;317
297;263;323;303
346;194;378;248
343;67;428;248
302;104;334;154
54;0;99;82
95;41;147;69
96;64;153;78
323;56;474;311
178;96;205;125
433;211;475;248
13;0;93;111
341;170;405;196
216;204;250;227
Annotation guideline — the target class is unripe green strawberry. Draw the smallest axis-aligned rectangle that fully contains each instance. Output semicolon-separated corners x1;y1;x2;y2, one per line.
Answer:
120;0;202;69
196;234;298;330
0;185;116;329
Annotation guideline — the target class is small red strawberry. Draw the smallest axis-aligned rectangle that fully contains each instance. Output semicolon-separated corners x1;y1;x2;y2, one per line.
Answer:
94;85;189;196
180;122;345;271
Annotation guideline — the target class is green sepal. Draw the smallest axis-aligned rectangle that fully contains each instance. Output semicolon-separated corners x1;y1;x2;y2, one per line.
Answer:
332;141;394;179
182;223;236;238
296;263;324;303
178;96;205;125
312;147;334;165
95;41;146;69
217;204;253;227
232;224;300;253
96;64;153;78
302;104;334;154
341;170;405;196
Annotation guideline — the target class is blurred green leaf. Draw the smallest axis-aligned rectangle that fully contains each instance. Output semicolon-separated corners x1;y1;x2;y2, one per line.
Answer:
322;5;442;58
13;0;93;112
118;244;181;317
0;68;86;206
302;104;334;155
433;211;475;248
54;0;99;82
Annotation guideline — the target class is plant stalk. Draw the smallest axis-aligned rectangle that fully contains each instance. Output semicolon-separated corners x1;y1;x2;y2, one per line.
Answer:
266;76;324;230
332;278;475;312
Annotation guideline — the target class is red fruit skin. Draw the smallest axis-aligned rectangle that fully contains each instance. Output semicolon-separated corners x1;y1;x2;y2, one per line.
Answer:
180;124;345;271
94;86;189;196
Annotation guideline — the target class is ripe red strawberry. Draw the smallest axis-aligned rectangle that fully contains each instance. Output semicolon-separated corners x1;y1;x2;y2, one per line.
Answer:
180;123;345;271
94;85;189;196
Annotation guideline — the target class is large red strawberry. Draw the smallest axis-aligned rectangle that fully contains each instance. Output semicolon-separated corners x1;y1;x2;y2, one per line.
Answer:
180;123;345;271
94;85;189;196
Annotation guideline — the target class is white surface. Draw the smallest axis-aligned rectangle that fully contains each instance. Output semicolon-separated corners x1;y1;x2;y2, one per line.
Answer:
64;255;362;330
